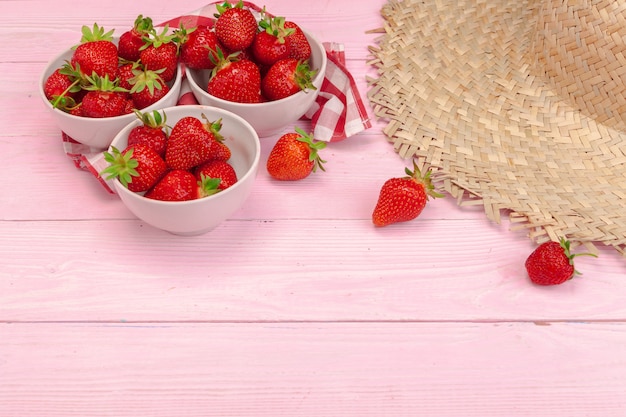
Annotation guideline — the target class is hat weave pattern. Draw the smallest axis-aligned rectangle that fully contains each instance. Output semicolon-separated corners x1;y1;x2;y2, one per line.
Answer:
368;0;626;255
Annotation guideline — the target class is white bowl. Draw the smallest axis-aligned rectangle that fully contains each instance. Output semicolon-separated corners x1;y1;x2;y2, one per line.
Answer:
39;43;183;149
108;105;261;235
185;29;327;137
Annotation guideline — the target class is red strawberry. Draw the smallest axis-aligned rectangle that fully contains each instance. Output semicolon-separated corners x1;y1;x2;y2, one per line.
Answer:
80;73;129;118
214;1;258;52
118;15;153;62
262;58;317;101
69;105;84;117
117;61;138;92
208;138;232;162
165;115;222;170
128;109;169;156
194;160;238;190
178;25;223;70
266;127;326;181
207;51;262;103
144;169;204;201
122;98;135;114
285;21;311;61
139;26;178;82
525;238;597;286
128;67;170;109
44;68;77;101
372;160;443;227
71;23;119;79
101;144;167;192
251;16;294;66
46;62;88;112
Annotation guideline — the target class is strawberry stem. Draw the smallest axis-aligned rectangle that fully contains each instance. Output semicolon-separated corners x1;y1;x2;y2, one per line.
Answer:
405;159;444;199
294;127;326;172
101;146;139;188
198;174;222;198
559;237;598;275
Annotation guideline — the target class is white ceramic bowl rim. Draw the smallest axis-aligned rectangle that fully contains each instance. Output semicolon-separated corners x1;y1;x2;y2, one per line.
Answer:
111;105;261;206
39;40;183;120
187;28;327;107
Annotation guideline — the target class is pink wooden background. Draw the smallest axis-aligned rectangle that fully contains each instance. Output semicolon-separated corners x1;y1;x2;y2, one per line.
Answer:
2;0;626;415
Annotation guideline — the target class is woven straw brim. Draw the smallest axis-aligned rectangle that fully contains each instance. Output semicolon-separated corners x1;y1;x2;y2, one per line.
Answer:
368;0;626;256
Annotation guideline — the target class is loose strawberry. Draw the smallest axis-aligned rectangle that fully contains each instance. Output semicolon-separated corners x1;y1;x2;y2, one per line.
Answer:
80;73;129;118
207;50;262;103
251;16;294;66
525;238;598;286
128;66;170;109
214;1;258;52
144;169;206;201
139;26;178;83
71;23;119;79
118;15;153;62
285;21;311;61
372;160;443;227
194;160;238;190
128;109;169;156
165;115;222;170
262;58;317;101
266;127;326;181
178;25;223;70
101;144;167;192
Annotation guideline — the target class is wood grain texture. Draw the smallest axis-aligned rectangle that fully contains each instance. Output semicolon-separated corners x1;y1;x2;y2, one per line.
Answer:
2;0;626;415
2;322;626;417
1;218;625;322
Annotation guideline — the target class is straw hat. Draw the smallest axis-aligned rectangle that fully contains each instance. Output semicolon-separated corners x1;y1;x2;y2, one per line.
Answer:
368;0;626;256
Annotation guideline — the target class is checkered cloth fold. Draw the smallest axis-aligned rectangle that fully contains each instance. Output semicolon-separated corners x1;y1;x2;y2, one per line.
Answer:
61;1;371;194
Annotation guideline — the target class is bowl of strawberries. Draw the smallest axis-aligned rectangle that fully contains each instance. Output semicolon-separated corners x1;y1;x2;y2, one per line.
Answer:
183;3;327;137
39;19;183;149
102;105;261;236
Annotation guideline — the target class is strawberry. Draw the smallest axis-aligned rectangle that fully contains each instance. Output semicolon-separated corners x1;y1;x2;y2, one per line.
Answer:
118;15;153;62
214;1;258;52
165;115;222;170
372;160;443;227
128;67;170;109
261;58;317;101
144;170;197;201
122;98;135;115
128;109;169;156
144;169;217;201
285;21;311;61
194;160;238;190
178;25;223;70
117;61;138;92
207;51;262;103
266;127;326;180
251;16;294;66
101;144;167;192
208;137;232;162
525;238;597;286
46;61;88;113
71;23;119;79
139;26;178;83
44;68;78;101
80;73;129;118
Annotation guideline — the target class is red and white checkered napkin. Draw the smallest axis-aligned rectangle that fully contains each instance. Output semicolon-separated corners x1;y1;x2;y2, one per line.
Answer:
61;1;371;194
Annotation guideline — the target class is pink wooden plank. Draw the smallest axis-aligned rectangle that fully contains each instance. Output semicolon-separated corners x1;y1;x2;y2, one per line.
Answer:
3;1;626;416
1;218;624;322
2;322;626;417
